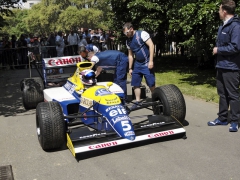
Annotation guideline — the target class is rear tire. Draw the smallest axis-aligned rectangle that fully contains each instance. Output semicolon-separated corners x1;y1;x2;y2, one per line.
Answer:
152;84;186;123
36;101;66;150
21;77;44;110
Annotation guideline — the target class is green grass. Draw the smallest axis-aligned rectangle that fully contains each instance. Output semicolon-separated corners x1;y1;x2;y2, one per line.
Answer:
152;56;219;103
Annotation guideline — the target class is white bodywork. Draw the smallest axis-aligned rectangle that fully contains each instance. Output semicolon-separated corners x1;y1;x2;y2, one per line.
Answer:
96;82;124;94
44;87;75;102
43;82;124;102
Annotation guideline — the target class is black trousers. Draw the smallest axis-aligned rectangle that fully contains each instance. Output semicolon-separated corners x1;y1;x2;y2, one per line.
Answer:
69;45;78;55
217;68;240;122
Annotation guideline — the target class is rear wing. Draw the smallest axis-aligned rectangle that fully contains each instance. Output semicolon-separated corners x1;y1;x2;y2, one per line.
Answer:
42;55;84;87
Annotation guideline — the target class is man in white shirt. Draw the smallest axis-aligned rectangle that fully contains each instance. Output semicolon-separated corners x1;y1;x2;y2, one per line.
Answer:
78;37;88;47
67;30;79;55
56;31;65;57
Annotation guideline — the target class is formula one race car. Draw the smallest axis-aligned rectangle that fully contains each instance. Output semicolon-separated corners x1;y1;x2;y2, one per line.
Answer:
20;56;186;159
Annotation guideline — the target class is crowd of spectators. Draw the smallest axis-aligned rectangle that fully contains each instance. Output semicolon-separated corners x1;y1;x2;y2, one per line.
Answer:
0;27;187;70
0;28;118;70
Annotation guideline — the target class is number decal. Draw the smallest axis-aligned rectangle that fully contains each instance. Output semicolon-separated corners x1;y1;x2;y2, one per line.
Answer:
121;121;131;131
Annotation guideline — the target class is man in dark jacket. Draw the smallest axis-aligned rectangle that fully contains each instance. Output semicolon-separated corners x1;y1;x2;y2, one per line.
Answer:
47;32;57;57
208;0;240;132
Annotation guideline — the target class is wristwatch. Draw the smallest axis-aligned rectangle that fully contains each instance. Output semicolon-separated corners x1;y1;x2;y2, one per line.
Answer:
129;68;132;70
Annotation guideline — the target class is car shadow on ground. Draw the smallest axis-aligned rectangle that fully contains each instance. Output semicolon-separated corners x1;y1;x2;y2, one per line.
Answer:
0;78;29;117
182;120;189;126
127;95;190;127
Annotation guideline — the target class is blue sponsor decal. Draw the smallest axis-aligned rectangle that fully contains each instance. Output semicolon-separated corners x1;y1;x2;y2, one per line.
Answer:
124;131;135;137
95;88;112;96
64;81;76;94
112;115;130;124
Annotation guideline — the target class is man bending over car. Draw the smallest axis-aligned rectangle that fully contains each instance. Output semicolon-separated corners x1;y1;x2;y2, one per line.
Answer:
87;50;129;98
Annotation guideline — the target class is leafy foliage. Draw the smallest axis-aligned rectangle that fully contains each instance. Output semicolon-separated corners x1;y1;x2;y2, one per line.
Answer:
0;0;111;36
0;0;27;30
110;0;240;58
58;7;103;31
167;1;221;56
1;0;240;59
1;9;28;37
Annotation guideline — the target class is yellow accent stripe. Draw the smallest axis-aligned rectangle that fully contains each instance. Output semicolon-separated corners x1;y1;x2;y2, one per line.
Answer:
66;134;75;157
171;115;186;130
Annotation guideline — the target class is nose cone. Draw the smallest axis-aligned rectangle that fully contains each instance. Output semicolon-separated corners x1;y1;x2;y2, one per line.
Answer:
112;118;135;141
124;132;136;141
101;104;135;141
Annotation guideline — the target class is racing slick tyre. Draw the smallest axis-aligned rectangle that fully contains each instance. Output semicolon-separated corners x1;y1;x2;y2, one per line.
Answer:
36;101;66;150
21;77;44;110
152;84;186;123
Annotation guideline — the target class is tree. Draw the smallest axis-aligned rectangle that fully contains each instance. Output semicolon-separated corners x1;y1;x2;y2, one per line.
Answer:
109;0;240;58
110;0;171;53
0;0;27;29
2;0;237;61
24;3;62;34
23;0;111;33
1;0;115;36
1;9;28;37
57;6;103;31
167;0;221;57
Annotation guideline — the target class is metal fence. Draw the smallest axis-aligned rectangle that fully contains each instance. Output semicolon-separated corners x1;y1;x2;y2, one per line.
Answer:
0;40;190;70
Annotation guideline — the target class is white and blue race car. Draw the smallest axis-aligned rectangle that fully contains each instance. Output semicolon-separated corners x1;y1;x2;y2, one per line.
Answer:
20;56;186;159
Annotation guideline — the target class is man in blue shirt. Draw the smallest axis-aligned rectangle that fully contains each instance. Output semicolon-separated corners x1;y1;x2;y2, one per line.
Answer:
122;22;155;109
87;50;128;98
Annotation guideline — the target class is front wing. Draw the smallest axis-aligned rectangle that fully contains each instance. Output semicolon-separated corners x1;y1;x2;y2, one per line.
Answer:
66;115;186;157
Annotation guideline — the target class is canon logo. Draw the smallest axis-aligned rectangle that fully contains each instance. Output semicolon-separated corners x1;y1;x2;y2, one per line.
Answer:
148;130;174;138
48;57;81;66
88;141;118;149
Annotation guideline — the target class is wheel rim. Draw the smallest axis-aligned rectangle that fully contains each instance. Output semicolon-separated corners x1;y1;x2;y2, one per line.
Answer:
37;127;40;136
152;98;164;115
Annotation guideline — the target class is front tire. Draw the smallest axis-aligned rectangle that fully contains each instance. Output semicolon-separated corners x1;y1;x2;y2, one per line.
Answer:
36;101;66;150
152;84;186;123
